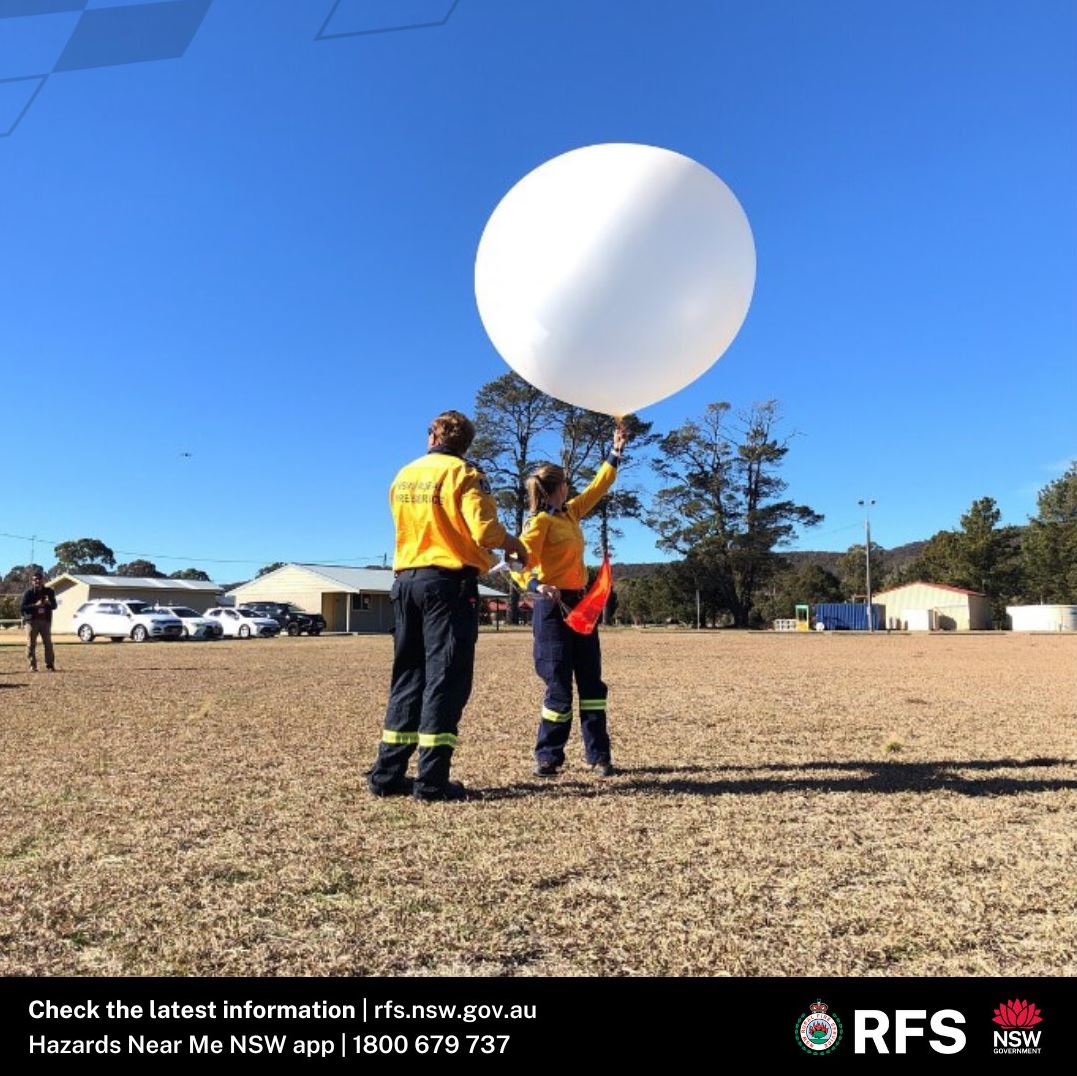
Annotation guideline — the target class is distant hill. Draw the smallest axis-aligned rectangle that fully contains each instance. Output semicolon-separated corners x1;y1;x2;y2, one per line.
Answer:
612;562;669;580
612;541;929;580
780;541;928;576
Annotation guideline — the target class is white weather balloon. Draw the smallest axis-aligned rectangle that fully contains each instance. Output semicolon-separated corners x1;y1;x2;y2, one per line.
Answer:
474;143;756;416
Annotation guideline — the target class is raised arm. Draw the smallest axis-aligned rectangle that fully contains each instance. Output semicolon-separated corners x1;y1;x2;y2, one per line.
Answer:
566;420;628;522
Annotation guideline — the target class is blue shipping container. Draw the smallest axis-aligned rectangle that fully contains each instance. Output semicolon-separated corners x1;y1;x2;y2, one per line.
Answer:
813;603;885;631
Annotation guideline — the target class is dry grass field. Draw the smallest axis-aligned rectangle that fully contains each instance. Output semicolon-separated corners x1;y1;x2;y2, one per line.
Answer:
1;629;1075;977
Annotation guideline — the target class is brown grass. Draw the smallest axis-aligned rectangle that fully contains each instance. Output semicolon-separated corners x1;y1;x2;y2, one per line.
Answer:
1;631;1075;977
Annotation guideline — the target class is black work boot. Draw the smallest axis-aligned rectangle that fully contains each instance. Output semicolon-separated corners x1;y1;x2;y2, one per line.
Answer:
366;758;414;798
367;774;413;798
412;781;481;803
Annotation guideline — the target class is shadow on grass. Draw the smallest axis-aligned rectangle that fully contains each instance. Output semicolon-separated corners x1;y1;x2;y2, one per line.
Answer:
118;667;214;673
0;683;25;689
639;757;1070;776
488;758;1077;799
483;780;602;800
630;764;713;776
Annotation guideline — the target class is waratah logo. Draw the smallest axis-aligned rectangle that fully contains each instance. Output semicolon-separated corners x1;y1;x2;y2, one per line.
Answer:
992;1000;1043;1029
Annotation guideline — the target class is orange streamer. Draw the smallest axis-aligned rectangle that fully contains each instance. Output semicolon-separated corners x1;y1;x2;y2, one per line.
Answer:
564;555;613;635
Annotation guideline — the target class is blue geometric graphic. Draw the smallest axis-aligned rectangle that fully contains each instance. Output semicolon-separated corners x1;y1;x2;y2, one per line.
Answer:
1;0;458;137
316;0;459;41
54;0;210;72
0;72;46;135
0;0;212;134
0;10;79;77
0;2;86;16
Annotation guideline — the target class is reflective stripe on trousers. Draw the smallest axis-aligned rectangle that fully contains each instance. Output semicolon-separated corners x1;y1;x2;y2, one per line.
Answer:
532;595;610;766
369;568;478;795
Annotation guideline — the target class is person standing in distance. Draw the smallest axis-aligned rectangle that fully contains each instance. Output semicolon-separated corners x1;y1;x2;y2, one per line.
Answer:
21;569;58;673
368;410;528;803
516;421;628;777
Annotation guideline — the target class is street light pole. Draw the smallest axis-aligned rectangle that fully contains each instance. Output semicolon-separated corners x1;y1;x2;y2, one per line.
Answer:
858;499;876;632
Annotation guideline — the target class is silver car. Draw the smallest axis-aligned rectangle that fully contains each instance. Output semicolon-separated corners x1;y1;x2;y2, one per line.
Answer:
203;607;281;638
147;606;223;640
73;600;184;643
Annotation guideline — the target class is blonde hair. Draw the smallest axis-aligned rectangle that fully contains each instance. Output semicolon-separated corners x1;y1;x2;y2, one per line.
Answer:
527;463;565;515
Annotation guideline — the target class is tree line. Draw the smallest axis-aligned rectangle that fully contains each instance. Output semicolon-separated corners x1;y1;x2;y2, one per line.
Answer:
614;471;1077;628
3;376;1075;628
470;374;1076;628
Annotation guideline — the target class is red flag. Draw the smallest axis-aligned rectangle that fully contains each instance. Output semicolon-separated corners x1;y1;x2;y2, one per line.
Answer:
564;556;613;635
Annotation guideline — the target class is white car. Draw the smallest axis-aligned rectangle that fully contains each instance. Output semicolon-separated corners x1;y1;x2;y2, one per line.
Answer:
203;607;281;638
146;606;223;640
73;599;184;643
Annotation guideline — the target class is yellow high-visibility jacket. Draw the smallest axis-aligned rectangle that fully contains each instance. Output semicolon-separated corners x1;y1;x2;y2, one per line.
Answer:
515;459;618;591
390;449;507;572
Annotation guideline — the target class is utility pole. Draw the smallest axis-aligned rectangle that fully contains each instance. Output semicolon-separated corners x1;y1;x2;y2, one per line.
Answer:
858;499;876;632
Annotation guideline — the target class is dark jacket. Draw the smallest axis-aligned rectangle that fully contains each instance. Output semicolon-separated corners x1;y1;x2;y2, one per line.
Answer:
21;585;57;624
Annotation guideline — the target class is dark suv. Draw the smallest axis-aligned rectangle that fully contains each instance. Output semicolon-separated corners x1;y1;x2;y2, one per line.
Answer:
238;602;326;636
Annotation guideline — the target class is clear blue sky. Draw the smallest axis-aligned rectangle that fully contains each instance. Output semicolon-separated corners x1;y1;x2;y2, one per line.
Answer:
2;0;1074;579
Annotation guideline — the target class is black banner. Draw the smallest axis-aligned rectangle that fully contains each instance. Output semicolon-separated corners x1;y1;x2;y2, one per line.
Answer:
2;977;1073;1067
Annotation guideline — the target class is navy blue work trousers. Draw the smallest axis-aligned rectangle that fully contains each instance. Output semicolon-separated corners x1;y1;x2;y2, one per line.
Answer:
369;567;479;796
532;592;610;766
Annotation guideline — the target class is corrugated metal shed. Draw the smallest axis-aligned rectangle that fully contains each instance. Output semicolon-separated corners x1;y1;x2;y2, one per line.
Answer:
873;581;993;630
230;563;503;599
59;575;221;591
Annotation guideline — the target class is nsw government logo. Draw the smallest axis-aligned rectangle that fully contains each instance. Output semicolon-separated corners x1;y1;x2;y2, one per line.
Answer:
992;999;1043;1055
796;1000;843;1056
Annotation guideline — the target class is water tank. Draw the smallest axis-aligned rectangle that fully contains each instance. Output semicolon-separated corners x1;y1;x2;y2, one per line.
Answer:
1006;605;1077;632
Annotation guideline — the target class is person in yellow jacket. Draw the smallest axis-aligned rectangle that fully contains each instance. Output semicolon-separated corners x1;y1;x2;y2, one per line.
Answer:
368;410;527;802
517;421;628;777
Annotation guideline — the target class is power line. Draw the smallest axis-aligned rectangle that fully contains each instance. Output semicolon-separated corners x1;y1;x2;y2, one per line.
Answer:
0;531;385;568
810;522;863;539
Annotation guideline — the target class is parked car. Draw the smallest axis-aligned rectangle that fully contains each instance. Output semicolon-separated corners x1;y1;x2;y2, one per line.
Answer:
203;607;281;638
238;602;326;636
73;600;184;643
146;606;223;640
